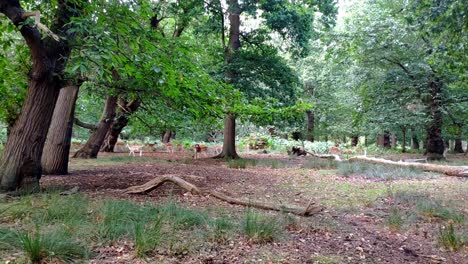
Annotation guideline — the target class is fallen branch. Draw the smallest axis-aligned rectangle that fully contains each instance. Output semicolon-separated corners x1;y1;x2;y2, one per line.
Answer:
348;156;468;177
124;175;323;216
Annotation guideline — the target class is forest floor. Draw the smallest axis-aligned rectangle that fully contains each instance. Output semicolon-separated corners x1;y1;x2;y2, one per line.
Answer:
1;150;467;263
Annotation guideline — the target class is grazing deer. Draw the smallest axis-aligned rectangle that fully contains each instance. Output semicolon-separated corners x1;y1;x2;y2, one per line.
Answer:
329;146;342;156
176;144;183;152
194;144;208;159
127;144;143;157
164;143;174;153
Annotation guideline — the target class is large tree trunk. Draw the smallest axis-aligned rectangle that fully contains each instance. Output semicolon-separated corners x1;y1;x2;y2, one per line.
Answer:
306;110;315;142
162;130;173;144
411;129;420;150
42;85;79;175
216;113;239;159
425;79;445;160
73;96;118;159
383;131;391;148
101;98;140;152
0;0;82;192
217;0;241;159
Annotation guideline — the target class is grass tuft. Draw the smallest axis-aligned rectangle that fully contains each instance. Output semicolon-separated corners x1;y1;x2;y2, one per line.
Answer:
416;201;465;223
242;209;282;243
386;207;404;231
302;158;337;169
438;223;465;251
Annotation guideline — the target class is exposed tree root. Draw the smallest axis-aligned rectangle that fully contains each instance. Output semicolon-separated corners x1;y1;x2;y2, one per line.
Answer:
123;175;323;216
348;156;468;177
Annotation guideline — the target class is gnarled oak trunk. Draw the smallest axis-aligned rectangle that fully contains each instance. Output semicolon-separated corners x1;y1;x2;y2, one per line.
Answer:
42;85;79;175
0;0;82;191
73;96;118;159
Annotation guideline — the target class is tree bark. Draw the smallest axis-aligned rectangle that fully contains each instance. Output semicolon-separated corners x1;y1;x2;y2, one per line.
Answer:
216;0;241;159
162;130;173;144
0;0;82;192
101;98;140;152
41;85;79;175
216;113;239;159
425;79;445;160
306;110;315;142
454;139;463;153
73;96;118;159
383;131;391;148
411;129;419;150
401;127;407;153
351;135;358;147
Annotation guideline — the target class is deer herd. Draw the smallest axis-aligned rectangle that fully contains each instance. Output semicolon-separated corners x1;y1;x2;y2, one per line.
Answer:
123;142;221;159
122;140;364;159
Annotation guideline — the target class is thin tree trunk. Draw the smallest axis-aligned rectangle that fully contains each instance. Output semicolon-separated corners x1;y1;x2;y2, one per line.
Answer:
42;85;79;175
411;129;419;150
351;135;358;147
401;127;407;153
216;113;239;159
0;0;82;192
425;79;445;160
73;96;118;159
306;110;315;142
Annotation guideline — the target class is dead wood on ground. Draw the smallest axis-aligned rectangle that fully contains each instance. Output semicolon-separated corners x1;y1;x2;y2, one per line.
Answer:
124;175;323;216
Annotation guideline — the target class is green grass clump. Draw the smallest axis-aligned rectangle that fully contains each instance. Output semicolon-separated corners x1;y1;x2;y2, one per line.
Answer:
163;202;207;230
242;209;282;243
337;162;438;180
386;207;404;231
38;194;89;225
302;158;337;169
438;223;465;251
8;227;88;263
416;201;465;223
133;215;164;258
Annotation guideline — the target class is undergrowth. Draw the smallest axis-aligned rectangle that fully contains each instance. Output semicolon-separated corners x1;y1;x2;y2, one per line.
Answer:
0;192;288;262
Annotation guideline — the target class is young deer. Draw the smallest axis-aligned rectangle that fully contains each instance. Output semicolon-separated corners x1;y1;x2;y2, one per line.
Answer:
127;144;143;157
193;144;208;159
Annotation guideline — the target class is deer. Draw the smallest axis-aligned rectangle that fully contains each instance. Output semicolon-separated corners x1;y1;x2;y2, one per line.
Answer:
126;144;143;157
194;144;208;159
164;143;174;153
329;145;342;156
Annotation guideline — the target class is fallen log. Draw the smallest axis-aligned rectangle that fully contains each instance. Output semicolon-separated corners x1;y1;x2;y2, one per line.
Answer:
348;156;468;177
124;175;323;216
305;151;342;161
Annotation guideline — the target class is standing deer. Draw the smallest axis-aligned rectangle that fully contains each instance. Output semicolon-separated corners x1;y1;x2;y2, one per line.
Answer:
194;144;208;159
127;144;143;157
